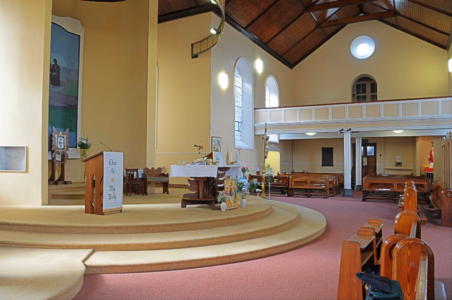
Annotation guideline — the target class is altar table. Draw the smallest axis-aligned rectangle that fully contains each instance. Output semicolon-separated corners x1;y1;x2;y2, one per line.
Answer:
170;165;242;210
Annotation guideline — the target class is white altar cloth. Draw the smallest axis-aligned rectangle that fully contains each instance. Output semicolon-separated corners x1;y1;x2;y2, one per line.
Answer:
170;165;242;178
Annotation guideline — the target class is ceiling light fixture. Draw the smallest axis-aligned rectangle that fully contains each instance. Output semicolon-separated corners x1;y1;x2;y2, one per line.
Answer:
305;132;317;136
393;130;404;133
449;59;452;72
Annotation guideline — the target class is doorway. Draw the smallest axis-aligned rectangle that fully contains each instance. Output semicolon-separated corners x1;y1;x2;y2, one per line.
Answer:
353;143;377;184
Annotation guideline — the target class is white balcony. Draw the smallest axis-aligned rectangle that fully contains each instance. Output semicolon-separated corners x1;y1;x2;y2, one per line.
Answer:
255;97;452;136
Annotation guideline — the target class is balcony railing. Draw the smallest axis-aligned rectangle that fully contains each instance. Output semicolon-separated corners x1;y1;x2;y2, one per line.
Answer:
255;97;452;129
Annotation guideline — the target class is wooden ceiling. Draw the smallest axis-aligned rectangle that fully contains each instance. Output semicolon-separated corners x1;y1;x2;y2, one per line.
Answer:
158;0;452;68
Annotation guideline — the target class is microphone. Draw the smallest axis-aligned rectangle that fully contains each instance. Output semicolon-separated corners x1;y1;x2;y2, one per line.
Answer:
100;142;113;152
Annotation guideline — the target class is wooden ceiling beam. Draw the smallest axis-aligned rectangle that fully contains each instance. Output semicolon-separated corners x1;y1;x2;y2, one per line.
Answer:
319;11;397;28
265;0;323;45
308;0;374;12
244;0;279;30
378;0;394;11
407;0;452;18
281;7;348;57
447;27;452;51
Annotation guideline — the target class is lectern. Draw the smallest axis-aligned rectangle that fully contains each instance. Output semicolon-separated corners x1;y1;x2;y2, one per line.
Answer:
83;151;124;215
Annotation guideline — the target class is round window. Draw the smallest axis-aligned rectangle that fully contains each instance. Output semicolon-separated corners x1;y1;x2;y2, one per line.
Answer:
351;36;375;59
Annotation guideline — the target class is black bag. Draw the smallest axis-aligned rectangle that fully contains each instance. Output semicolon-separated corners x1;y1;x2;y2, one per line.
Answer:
356;272;404;300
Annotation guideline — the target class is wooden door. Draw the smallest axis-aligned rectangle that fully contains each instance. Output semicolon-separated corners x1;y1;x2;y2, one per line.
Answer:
362;143;377;177
353;143;378;182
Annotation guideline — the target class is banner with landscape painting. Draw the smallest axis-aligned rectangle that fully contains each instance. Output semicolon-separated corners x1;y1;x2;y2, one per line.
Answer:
48;22;80;150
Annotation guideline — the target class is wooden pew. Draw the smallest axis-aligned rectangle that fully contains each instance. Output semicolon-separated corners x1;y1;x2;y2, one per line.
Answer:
248;174;290;196
362;175;429;201
393;239;435;300
425;181;452;227
381;210;421;279
337;227;377;300
398;182;428;225
289;175;330;198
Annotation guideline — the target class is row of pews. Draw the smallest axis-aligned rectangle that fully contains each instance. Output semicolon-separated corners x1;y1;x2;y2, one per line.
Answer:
248;172;344;198
338;183;447;300
362;174;430;201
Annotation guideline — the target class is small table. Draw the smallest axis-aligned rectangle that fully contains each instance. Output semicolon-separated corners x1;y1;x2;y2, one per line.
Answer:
170;165;241;210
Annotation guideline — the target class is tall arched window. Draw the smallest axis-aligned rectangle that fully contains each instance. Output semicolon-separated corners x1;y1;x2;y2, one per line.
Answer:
234;68;242;141
234;58;253;149
265;75;279;108
352;75;377;102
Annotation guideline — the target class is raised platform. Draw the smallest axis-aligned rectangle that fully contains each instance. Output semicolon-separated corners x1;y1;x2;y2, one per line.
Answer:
0;194;326;299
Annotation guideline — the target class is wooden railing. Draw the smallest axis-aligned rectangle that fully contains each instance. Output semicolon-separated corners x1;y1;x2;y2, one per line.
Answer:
191;0;225;59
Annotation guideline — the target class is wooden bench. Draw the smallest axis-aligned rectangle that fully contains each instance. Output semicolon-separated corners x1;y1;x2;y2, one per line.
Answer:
142;167;169;194
393;239;435;300
363;175;429;202
424;181;452;227
337;223;381;300
288;175;330;198
398;182;428;225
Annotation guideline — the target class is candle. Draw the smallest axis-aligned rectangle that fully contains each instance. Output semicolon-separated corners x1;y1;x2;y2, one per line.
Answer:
229;152;233;162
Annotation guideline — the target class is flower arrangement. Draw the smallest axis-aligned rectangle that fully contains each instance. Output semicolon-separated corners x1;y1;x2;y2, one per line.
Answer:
77;135;92;158
217;192;227;203
77;135;92;150
241;166;249;178
264;164;274;182
238;190;249;200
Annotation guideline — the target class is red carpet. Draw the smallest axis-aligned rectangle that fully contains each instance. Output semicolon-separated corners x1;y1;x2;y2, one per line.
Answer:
73;192;452;300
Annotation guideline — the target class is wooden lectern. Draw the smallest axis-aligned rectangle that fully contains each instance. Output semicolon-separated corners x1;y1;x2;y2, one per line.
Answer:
83;151;124;215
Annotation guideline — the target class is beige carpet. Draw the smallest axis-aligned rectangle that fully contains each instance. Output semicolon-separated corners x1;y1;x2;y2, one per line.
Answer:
0;247;92;300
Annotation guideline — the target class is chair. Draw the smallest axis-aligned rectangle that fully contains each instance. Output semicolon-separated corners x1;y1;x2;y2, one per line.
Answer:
125;168;145;197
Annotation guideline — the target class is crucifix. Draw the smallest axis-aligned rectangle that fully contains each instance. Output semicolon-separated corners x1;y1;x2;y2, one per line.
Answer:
261;123;269;198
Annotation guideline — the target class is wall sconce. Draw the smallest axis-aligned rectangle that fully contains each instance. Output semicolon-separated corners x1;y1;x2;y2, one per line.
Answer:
255;59;263;74
305;132;316;136
393;130;404;133
449;59;452;72
218;72;228;89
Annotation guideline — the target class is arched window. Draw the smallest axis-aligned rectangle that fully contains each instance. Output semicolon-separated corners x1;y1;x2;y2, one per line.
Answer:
265;75;279;108
234;58;253;149
352;75;377;102
234;68;242;141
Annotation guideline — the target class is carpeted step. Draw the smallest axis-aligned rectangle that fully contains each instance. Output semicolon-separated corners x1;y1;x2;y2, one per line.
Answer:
83;202;327;274
0;247;92;300
0;198;272;234
0;205;298;251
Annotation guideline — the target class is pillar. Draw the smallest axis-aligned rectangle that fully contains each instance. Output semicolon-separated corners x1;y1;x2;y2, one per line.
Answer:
343;129;353;197
355;137;362;191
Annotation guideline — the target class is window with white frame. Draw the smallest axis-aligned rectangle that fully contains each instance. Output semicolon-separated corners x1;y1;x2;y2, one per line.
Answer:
265;75;279;108
265;75;279;143
352;75;377;102
235;68;242;141
234;58;254;149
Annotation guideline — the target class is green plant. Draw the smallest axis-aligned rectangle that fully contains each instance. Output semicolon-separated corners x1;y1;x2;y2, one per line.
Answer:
237;181;244;192
217;192;227;203
238;190;249;199
249;180;257;194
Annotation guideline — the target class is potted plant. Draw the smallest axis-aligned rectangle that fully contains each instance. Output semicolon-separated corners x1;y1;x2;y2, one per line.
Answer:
77;135;92;158
238;190;249;208
217;192;227;212
249;180;257;195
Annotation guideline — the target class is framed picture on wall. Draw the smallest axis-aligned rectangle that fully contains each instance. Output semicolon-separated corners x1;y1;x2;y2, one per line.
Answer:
322;147;334;167
211;136;222;152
